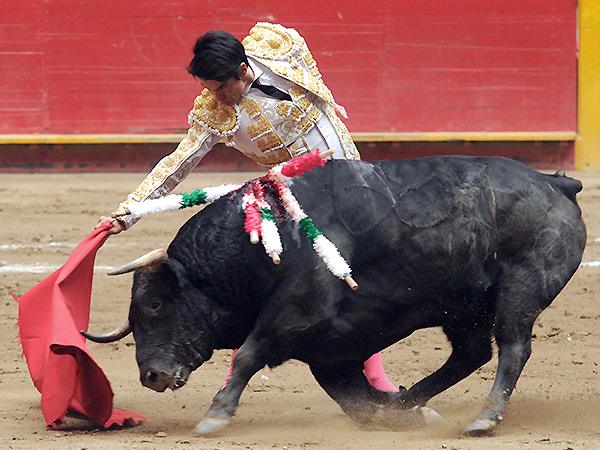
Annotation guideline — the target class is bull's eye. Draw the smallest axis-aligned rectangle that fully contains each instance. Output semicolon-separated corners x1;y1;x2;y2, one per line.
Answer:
151;300;162;311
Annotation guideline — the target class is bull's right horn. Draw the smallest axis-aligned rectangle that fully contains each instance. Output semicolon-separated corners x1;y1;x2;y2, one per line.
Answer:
81;319;132;343
108;248;168;275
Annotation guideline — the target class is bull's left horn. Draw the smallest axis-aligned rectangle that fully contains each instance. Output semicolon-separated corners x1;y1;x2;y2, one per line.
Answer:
81;319;132;343
108;248;167;275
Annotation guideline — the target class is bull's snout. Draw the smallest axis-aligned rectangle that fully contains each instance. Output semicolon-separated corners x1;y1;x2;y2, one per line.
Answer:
141;369;171;392
140;366;189;392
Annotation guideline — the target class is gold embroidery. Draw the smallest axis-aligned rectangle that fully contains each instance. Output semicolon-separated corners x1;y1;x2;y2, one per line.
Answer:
293;93;321;124
189;90;239;136
290;66;304;86
257;132;285;153
304;75;317;92
247;116;272;140
240;96;291;153
289;85;305;101
307;106;320;122
276;102;303;121
240;98;260;118
324;106;361;160
303;52;315;69
298;116;314;133
249;148;292;166
123;124;212;206
244;23;335;106
289;140;301;152
242;23;294;58
288;138;310;158
297;96;310;110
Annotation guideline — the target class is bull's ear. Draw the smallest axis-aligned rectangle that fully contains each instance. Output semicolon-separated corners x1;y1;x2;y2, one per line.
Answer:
133;256;188;289
162;257;191;291
108;249;167;275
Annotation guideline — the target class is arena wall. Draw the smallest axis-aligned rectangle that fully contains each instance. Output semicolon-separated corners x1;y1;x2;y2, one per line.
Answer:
0;0;580;171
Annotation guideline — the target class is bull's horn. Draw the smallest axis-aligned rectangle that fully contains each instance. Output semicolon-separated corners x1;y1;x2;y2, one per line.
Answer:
108;248;167;275
81;319;132;343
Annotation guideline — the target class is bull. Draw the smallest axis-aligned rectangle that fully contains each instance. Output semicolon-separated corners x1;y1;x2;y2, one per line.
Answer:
84;156;586;435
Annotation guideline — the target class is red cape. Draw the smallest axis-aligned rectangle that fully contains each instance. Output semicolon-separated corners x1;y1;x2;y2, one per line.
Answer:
15;224;145;429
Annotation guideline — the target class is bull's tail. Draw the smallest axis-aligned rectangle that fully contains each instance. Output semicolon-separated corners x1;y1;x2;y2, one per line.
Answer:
544;171;583;205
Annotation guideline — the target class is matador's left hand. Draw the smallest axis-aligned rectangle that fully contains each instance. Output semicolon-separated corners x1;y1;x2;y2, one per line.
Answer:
333;102;349;119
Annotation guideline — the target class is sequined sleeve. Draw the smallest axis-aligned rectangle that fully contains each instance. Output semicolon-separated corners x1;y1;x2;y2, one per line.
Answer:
117;122;217;229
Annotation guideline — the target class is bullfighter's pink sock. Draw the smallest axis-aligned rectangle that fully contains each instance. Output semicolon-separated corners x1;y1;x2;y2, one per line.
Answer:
363;352;399;392
221;349;238;390
222;349;398;393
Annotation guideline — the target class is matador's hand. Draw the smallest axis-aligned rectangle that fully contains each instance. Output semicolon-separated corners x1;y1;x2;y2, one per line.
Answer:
333;102;349;119
96;216;125;235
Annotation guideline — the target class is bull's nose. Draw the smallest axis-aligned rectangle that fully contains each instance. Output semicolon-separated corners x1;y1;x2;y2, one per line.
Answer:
145;369;159;384
141;369;170;392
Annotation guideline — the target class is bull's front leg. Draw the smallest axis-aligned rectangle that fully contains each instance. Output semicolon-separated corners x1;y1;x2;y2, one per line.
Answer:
194;339;268;434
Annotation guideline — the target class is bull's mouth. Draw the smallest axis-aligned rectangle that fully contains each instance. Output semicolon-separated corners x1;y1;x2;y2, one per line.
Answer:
171;367;189;390
141;366;190;392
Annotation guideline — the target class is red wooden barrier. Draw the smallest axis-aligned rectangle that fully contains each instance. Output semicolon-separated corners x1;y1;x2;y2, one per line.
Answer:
1;0;576;135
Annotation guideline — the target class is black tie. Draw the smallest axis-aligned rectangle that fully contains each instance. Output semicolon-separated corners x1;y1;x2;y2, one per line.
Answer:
251;78;292;102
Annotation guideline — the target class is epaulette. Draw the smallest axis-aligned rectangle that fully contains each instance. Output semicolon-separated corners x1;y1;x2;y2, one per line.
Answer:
187;89;240;136
242;22;334;106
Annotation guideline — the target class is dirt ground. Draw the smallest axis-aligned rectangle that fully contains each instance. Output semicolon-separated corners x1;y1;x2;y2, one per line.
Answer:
1;167;600;450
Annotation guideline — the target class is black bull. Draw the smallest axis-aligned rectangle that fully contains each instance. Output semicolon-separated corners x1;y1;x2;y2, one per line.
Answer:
86;156;586;435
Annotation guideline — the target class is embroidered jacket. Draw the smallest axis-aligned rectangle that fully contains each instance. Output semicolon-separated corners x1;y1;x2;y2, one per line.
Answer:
118;22;359;228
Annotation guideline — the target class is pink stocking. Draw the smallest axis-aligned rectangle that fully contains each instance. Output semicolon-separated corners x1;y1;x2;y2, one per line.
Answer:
363;352;399;392
221;349;238;390
223;350;397;392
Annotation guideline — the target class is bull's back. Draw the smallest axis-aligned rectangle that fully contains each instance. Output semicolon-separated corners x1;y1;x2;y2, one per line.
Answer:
289;157;585;294
173;156;585;305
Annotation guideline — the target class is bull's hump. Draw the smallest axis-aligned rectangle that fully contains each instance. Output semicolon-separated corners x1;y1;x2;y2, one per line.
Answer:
376;158;489;228
289;158;492;233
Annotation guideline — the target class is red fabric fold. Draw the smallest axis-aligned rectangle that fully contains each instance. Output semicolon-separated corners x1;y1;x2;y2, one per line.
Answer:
15;224;145;429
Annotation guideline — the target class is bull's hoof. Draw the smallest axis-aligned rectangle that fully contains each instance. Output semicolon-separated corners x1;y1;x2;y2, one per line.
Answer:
464;417;497;436
420;406;445;425
369;405;443;430
193;417;230;435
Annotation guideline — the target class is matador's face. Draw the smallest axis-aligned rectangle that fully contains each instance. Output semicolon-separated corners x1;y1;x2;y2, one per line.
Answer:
200;63;251;107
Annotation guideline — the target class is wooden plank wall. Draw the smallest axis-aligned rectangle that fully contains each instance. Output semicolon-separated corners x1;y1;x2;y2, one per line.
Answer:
1;0;576;136
576;0;600;170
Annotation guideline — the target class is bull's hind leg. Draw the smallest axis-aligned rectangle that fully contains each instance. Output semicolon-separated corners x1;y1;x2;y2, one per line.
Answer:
467;215;585;435
310;362;388;422
398;322;494;409
309;362;429;427
465;296;537;435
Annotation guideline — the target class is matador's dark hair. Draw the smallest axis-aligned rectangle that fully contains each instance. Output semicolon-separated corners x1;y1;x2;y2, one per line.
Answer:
187;30;249;81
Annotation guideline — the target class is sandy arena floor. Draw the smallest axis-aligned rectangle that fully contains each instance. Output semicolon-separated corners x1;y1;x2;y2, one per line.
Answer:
1;167;600;450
